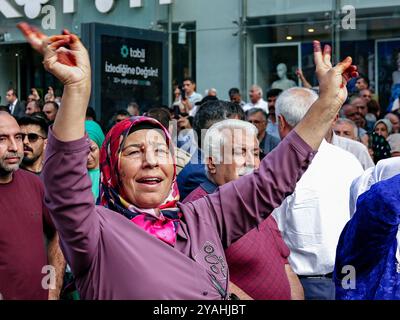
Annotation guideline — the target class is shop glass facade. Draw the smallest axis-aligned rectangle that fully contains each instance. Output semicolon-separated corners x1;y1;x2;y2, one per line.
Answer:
1;0;400;119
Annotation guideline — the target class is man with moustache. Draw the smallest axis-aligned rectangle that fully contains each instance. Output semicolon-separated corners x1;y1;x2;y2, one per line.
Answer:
266;88;282;140
18;113;49;175
184;119;304;300
0;111;65;300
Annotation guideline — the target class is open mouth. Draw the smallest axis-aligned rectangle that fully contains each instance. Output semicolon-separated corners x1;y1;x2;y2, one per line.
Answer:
136;177;163;185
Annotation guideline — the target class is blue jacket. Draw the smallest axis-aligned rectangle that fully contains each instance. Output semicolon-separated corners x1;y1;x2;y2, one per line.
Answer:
177;148;207;201
334;174;400;300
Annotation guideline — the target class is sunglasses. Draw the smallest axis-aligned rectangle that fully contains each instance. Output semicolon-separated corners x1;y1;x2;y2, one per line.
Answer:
22;133;46;143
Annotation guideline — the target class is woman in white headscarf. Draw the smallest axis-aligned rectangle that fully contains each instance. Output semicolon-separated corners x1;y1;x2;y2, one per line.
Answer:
334;157;400;300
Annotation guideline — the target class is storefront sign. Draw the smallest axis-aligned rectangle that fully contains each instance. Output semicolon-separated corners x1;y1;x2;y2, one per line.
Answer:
100;33;165;122
0;0;173;19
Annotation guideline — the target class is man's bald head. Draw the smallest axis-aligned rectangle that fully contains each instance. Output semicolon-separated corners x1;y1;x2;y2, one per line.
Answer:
0;111;18;126
0;111;24;181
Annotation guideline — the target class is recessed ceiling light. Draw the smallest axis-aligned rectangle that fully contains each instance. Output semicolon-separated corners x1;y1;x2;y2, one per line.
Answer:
286;36;293;40
308;28;315;33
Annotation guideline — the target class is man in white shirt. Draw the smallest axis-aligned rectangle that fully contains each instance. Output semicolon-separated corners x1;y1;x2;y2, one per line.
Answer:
243;85;269;113
326;117;374;170
181;77;202;116
273;87;364;300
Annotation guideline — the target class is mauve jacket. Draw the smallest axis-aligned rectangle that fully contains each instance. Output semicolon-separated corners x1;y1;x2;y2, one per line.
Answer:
42;128;315;300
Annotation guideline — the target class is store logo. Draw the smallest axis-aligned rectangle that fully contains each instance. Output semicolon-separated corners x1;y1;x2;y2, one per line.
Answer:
121;45;129;58
120;45;146;62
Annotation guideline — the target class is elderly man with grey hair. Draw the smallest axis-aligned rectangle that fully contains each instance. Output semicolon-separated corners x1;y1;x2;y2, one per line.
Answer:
243;85;269;113
183;119;304;300
334;118;358;140
273;87;364;300
206;88;218;97
325;117;375;170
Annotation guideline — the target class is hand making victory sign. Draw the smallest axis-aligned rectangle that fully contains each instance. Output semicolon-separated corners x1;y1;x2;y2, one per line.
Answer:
313;40;358;111
293;41;359;150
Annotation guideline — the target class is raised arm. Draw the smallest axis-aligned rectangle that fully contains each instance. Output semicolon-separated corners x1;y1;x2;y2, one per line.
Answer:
296;68;313;89
18;23;99;276
185;42;358;247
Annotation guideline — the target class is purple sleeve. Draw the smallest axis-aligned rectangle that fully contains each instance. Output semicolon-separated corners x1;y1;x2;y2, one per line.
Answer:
185;130;316;248
42;128;100;276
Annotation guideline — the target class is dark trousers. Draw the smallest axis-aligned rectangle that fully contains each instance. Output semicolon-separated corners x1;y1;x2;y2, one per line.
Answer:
299;277;336;300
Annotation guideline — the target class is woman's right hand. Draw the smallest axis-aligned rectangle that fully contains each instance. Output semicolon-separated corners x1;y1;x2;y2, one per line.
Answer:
18;23;91;88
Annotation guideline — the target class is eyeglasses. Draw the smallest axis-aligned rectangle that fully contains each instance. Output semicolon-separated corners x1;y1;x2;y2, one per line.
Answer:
22;133;46;143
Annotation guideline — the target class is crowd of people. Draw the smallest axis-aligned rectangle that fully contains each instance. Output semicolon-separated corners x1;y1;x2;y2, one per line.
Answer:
0;22;399;300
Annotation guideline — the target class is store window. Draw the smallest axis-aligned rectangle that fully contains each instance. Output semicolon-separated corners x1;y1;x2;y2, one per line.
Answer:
248;2;400;113
0;43;62;105
172;22;196;104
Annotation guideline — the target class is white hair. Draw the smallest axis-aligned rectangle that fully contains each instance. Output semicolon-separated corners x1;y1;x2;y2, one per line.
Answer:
203;119;258;166
250;84;263;97
336;118;358;137
206;88;217;96
275;87;319;127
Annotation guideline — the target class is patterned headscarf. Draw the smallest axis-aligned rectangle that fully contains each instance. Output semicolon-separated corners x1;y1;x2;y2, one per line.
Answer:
100;116;181;246
370;132;391;164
